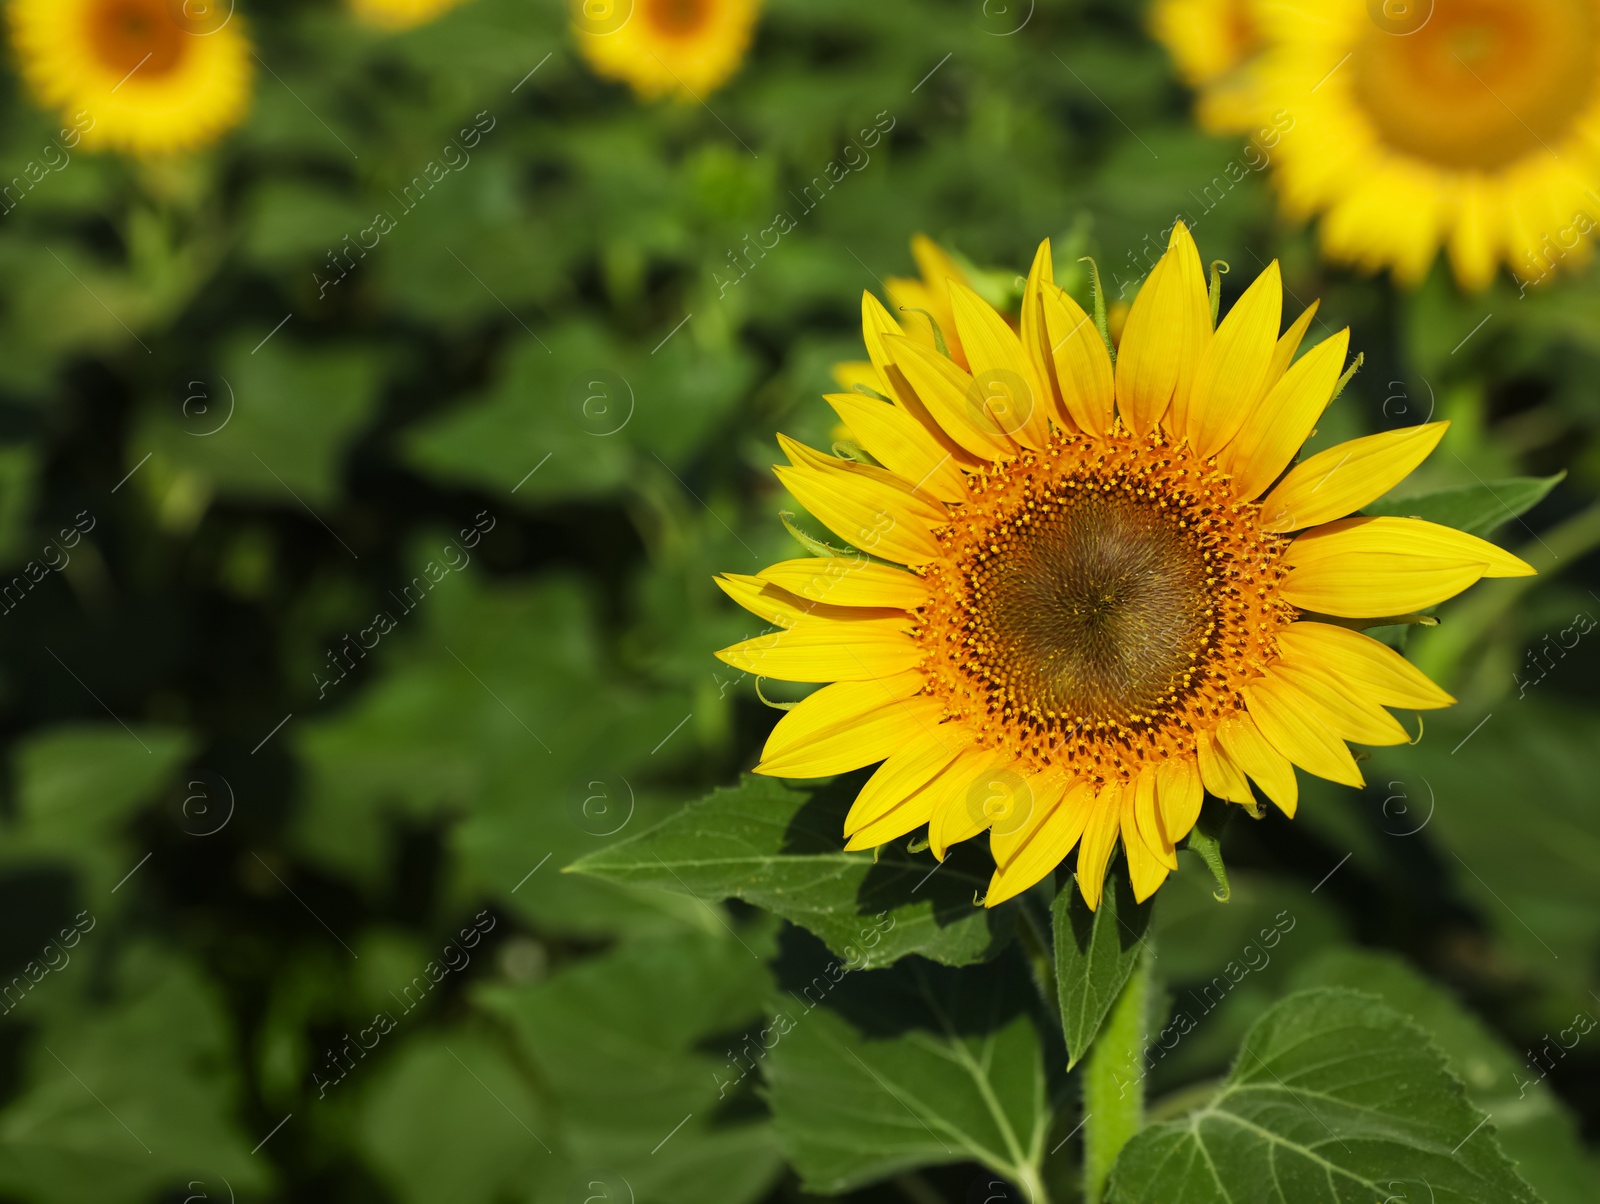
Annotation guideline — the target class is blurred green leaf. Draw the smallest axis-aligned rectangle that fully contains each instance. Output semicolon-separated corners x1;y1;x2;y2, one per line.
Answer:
0;946;267;1204
569;774;1019;969
360;1029;553;1204
479;927;782;1204
134;337;385;507
401;322;758;505
1109;989;1537;1204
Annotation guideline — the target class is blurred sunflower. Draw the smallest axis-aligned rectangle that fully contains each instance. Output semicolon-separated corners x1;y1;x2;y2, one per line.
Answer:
1148;0;1263;131
716;225;1533;910
8;0;251;156
572;0;759;102
1219;0;1600;290
348;0;472;32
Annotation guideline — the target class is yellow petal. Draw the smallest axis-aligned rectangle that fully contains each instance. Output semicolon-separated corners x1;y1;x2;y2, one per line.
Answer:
1185;260;1283;459
862;292;983;467
1282;516;1535;617
1155;756;1204;844
1041;277;1116;438
1020;241;1078;435
778;432;944;509
885;334;1016;460
1260;422;1449;533
774;463;945;566
1266;300;1320;386
758;683;942;779
1244;676;1364;789
1121;799;1171;903
715;622;922;683
714;573;911;630
1115;222;1210;438
1223;328;1349;500
1075;779;1125;911
906;233;970;364
757;557;929;611
1133;766;1178;871
846;744;992;853
1267;661;1411;747
1196;728;1253;806
1276;621;1455;710
1216;713;1298;817
929;751;1019;859
949;279;1053;450
824;393;968;502
985;777;1094;906
845;723;975;838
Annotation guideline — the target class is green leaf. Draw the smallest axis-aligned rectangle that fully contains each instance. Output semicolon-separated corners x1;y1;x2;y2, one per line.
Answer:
569;774;1019;970
762;950;1052;1198
1055;871;1154;1070
1108;988;1539;1204
133;337;386;508
360;1029;553;1204
478;928;782;1204
0;946;268;1204
1293;948;1600;1204
1366;473;1562;537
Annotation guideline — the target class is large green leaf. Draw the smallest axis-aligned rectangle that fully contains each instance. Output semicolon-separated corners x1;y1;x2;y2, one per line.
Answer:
568;774;1019;969
0;946;268;1204
1056;870;1153;1069
762;949;1053;1198
1108;989;1538;1204
1293;948;1600;1204
478;927;782;1204
1366;474;1562;537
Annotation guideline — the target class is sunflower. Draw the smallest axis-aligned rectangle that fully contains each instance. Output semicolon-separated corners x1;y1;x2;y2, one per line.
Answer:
572;0;759;102
8;0;252;156
715;225;1533;910
348;0;472;32
832;235;978;396
1229;0;1600;290
1148;0;1264;132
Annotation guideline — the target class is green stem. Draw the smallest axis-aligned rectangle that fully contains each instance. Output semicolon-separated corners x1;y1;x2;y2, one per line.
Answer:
1081;950;1152;1204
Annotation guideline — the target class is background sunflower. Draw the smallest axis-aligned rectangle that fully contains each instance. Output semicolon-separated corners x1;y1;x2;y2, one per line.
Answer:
0;1;1592;1203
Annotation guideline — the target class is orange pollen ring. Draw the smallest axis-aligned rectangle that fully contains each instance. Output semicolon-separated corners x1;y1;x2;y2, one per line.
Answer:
913;428;1298;784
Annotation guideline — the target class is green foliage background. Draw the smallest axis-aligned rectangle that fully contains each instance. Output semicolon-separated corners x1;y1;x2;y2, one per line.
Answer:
0;0;1597;1201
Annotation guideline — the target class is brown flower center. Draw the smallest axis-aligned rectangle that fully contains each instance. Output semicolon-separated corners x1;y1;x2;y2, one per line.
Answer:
88;0;188;80
644;0;711;37
970;494;1210;725
916;430;1296;782
1352;0;1598;170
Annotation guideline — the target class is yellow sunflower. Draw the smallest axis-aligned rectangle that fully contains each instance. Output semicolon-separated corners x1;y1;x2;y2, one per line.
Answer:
348;0;472;32
832;235;978;397
572;0;759;102
1235;0;1600;290
715;225;1533;910
8;0;253;157
1148;0;1264;132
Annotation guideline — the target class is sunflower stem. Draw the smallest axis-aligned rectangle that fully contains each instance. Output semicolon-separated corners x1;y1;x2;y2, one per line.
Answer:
1081;948;1152;1204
